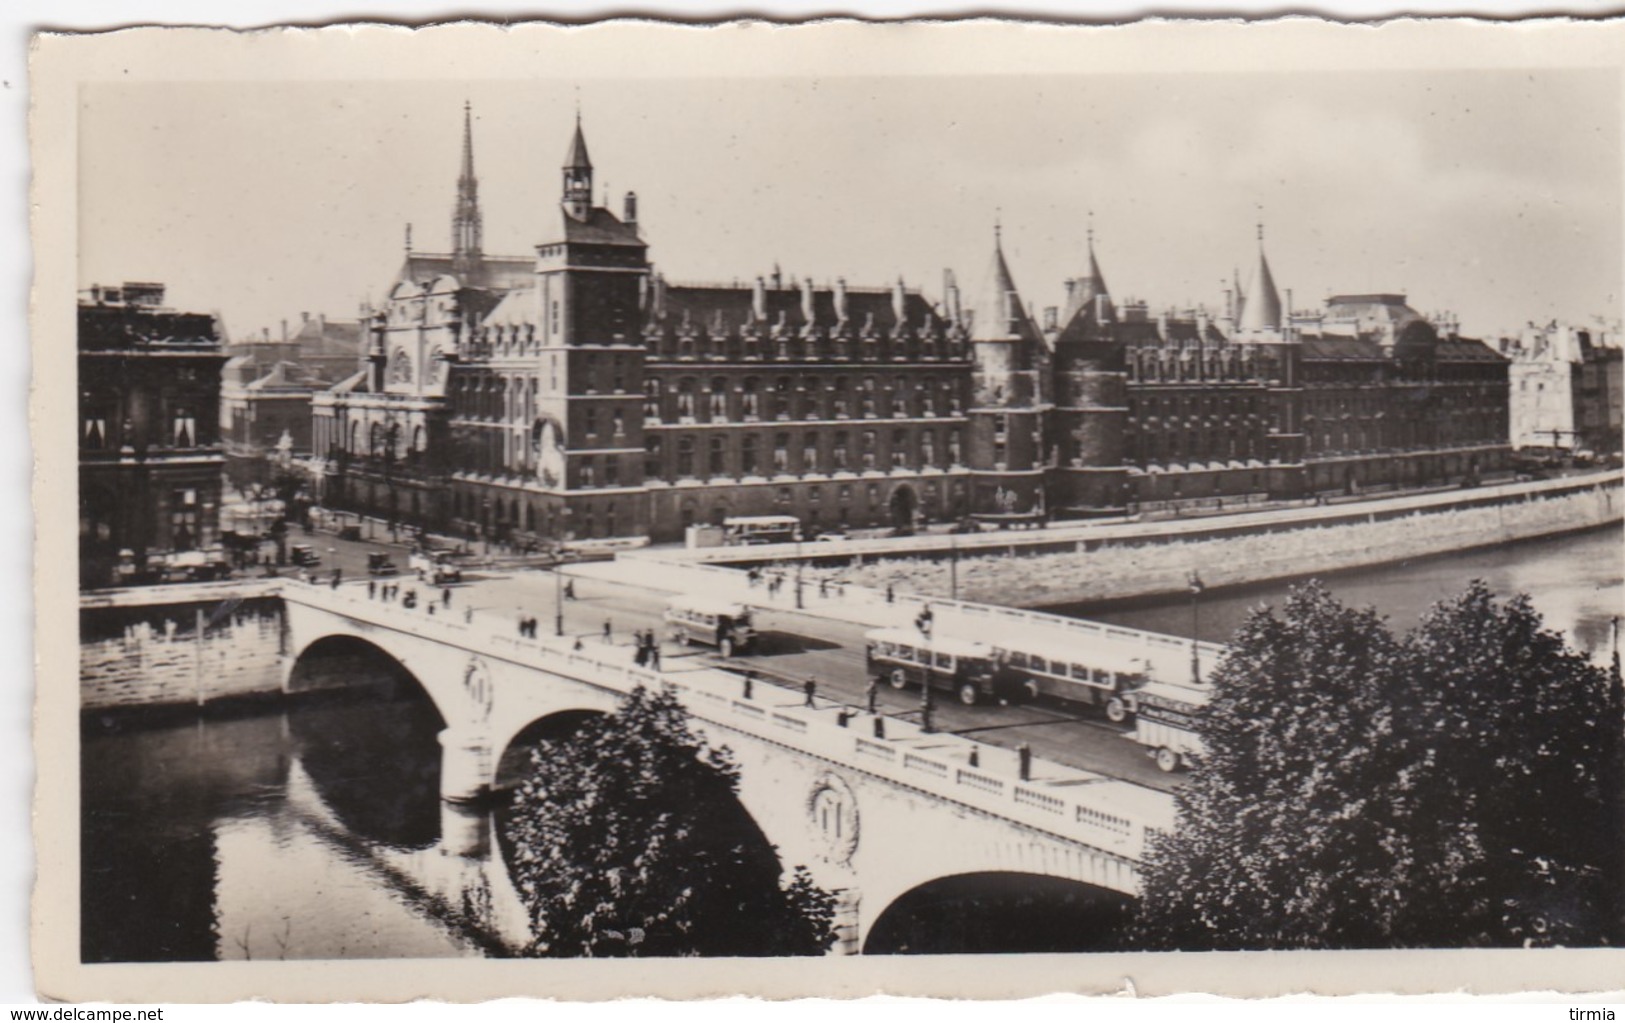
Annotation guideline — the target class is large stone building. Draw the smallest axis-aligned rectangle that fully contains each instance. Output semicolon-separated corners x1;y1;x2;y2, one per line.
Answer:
79;282;228;586
313;107;1510;545
1504;321;1623;458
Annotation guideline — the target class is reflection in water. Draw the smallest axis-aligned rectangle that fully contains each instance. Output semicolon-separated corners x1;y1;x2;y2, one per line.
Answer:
80;676;474;963
863;872;1132;954
1052;526;1625;661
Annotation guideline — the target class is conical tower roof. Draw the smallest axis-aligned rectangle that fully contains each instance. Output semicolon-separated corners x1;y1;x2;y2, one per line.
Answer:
967;228;1042;348
1064;226;1113;324
1237;229;1282;331
459;101;476;184
563;113;592;172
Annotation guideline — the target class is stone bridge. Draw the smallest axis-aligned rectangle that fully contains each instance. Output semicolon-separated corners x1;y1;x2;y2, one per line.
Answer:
271;581;1174;952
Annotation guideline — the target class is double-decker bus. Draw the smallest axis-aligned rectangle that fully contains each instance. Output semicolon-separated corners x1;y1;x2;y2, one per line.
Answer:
663;596;757;657
1126;681;1209;772
863;627;1022;706
991;635;1153;721
722;515;801;546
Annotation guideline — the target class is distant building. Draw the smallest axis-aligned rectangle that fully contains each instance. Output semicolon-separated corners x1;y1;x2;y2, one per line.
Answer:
312;106;1513;545
1505;321;1623;456
221;313;363;486
79;282;227;587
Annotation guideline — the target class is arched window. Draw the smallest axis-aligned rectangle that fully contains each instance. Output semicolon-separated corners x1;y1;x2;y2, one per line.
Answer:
773;432;790;472
742;435;759;475
645;436;663;479
741;377;761;420
708;377;728;420
677;378;696;420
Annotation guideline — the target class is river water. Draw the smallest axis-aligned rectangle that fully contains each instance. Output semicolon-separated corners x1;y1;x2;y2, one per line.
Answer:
1052;525;1625;664
79;525;1623;962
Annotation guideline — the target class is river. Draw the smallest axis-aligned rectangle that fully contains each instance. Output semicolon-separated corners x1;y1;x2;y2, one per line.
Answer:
1051;525;1624;663
79;525;1623;961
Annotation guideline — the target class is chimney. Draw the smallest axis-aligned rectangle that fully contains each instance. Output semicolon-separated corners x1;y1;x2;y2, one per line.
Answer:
1043;307;1058;332
317;313;326;334
280;319;288;343
1156;310;1169;342
752;277;768;322
800;277;816;326
834;278;850;324
892;277;907;328
771;264;783;290
652;272;667;320
624;191;638;226
301;311;310;325
1284;289;1293;328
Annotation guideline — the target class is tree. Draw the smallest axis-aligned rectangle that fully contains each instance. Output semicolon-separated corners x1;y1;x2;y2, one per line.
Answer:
1134;580;1624;950
504;684;839;957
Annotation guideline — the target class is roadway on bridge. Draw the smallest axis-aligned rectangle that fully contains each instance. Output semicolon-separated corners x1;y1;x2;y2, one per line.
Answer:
392;563;1183;793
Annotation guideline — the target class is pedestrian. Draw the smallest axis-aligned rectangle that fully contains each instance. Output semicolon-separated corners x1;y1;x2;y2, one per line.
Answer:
886;584;894;604
427;603;436;616
602;618;612;643
634;636;648;667
464;607;473;625
819;578;828;599
564;579;575;600
573;636;584;651
866;676;878;715
330;570;340;589
803;675;817;708
649;643;661;671
368;579;377;599
518;614;526;637
443;588;452;608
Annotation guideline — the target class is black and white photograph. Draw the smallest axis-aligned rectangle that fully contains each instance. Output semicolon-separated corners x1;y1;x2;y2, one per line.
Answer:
30;16;1625;1002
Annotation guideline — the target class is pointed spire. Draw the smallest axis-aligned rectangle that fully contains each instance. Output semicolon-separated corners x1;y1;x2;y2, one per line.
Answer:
561;110;594;220
969;225;1040;343
1063;212;1112;325
452;102;483;276
564;110;593;172
1237;221;1282;331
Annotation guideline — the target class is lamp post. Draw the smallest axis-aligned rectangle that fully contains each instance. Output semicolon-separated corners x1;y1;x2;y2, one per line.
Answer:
554;562;565;637
949;533;959;601
795;532;805;609
1188;571;1205;685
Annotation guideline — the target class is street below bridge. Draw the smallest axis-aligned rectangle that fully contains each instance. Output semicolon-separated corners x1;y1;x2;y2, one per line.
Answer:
330;553;1182;793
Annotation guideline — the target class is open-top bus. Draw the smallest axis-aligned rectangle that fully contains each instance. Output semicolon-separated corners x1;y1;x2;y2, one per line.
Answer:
722;515;801;546
1127;680;1210;772
863;627;1022;706
664;595;757;657
991;635;1153;721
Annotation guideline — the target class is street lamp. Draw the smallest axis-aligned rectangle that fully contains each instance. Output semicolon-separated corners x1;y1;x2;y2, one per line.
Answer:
949;533;959;602
554;562;565;637
795;532;805;609
1188;571;1205;685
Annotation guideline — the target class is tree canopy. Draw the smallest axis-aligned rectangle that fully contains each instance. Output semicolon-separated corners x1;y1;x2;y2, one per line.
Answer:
1134;580;1624;950
504;684;838;957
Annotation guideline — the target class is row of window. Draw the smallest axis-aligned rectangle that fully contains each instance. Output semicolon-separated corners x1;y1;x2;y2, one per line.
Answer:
646;374;965;423
643;427;966;482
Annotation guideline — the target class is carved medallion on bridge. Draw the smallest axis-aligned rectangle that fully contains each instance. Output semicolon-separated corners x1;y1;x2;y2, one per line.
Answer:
806;772;859;866
463;656;493;723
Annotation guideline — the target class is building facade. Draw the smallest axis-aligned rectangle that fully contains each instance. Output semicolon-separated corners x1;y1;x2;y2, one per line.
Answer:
79;282;228;587
314;108;1511;545
1505;321;1623;457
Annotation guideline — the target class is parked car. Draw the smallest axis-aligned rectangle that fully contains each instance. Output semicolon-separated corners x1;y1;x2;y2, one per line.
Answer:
410;550;463;584
289;544;321;567
367;552;401;576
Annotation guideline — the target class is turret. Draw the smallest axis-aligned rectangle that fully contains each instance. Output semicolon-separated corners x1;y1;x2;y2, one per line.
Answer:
562;114;593;221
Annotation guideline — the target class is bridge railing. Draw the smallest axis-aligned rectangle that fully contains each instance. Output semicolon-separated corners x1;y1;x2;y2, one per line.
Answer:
284;579;1176;864
616;555;1228;668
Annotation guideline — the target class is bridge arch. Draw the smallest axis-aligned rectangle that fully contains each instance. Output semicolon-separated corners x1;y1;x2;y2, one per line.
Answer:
862;870;1133;955
493;708;609;793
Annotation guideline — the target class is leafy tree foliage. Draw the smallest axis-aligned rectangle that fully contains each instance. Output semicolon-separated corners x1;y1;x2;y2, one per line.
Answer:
504;684;838;957
1134;580;1624;950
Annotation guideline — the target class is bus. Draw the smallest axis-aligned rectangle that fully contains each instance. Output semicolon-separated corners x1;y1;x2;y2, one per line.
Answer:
992;635;1152;721
863;627;1022;706
723;515;802;546
1126;681;1210;772
663;595;757;657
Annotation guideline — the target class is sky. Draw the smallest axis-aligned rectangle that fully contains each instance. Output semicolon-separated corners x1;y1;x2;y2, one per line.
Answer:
77;67;1621;341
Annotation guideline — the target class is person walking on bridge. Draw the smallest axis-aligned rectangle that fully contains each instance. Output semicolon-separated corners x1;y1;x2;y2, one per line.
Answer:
602;618;613;643
865;676;878;715
803;675;818;708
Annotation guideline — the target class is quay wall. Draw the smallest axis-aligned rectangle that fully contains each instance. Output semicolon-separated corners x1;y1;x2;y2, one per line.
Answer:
835;478;1623;608
80;593;287;711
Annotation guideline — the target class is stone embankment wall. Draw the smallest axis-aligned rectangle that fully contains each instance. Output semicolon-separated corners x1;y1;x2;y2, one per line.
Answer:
81;595;286;710
840;481;1622;608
